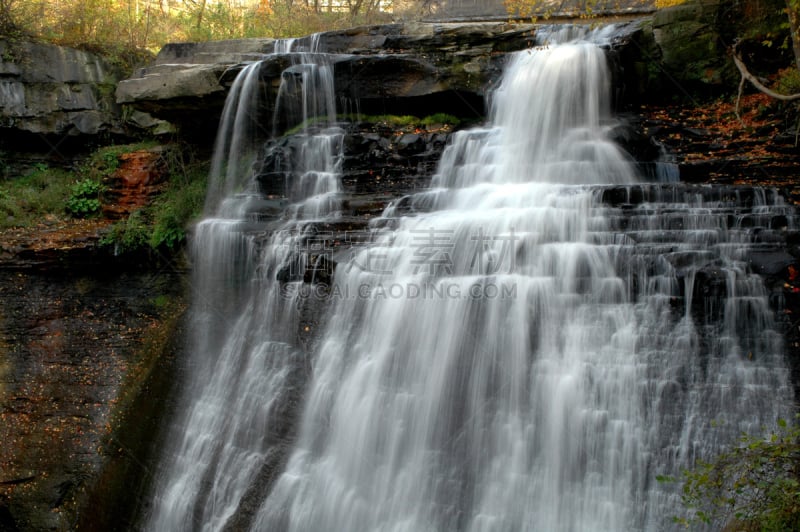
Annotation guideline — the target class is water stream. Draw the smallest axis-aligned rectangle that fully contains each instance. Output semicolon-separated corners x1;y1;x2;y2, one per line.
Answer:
145;27;795;531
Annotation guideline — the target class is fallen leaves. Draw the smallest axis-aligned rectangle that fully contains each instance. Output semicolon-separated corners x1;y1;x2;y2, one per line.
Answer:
0;218;113;255
643;93;800;200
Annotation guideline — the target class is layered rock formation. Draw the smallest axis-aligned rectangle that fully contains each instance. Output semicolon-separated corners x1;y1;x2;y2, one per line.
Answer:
115;22;544;137
0;40;122;137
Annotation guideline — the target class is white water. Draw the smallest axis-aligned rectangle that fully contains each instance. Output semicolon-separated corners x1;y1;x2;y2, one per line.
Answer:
144;36;344;531
147;28;795;531
254;33;793;531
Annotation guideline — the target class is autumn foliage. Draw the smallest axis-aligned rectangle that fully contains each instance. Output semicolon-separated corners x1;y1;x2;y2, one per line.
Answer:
0;0;406;57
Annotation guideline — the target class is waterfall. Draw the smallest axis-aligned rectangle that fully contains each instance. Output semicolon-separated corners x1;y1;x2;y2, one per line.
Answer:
146;27;795;532
144;37;343;531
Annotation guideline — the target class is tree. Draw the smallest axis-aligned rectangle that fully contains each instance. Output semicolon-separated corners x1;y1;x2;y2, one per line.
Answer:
0;0;19;34
787;0;800;72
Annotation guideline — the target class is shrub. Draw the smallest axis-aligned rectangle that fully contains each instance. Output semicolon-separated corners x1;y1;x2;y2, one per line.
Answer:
101;208;149;252
147;150;207;249
774;67;800;96
673;418;800;531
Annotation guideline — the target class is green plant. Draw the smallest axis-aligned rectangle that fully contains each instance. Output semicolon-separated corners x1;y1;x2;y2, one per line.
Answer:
671;417;800;530
100;209;149;252
101;146;208;252
80;142;155;181
421;113;461;127
66;178;103;217
149;294;172;309
148;158;207;249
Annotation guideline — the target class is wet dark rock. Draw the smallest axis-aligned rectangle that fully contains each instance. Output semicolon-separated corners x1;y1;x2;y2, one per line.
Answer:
102;147;169;220
333;56;440;100
0;270;186;530
609;119;662;163
748;251;797;277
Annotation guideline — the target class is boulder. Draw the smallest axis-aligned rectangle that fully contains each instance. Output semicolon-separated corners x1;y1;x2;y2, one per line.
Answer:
116;63;226;103
624;0;789;101
651;0;734;91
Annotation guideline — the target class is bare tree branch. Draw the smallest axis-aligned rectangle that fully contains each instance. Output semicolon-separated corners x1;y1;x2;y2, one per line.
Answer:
732;43;800;103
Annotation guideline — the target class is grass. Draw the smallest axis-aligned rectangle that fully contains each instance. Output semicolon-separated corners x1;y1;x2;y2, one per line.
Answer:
0;142;163;230
0;163;74;229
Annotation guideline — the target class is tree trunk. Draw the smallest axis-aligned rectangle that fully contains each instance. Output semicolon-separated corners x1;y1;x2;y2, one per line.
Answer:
196;0;207;29
787;1;800;71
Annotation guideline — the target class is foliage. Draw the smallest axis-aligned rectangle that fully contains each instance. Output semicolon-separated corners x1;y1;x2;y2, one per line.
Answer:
80;142;155;180
101;208;149;251
0;0;409;60
65;178;104;217
64;143;155;219
774;66;800;95
504;0;688;20
504;0;602;21
147;155;207;249
421;113;461;126
654;0;686;7
0;163;73;229
673;418;800;531
102;147;208;252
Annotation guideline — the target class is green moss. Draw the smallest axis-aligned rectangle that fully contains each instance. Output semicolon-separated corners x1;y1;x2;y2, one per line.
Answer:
80;141;159;181
149;159;208;249
102;209;149;252
421;113;461;127
283;113;464;136
343;113;461;128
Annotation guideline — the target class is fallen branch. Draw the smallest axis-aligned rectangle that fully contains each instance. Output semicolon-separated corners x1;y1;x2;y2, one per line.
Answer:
732;44;800;103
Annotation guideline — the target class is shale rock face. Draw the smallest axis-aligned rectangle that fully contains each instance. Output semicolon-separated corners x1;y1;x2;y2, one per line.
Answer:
0;40;122;136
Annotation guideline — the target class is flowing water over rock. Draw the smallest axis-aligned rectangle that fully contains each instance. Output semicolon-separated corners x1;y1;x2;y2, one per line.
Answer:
145;28;796;531
144;37;343;531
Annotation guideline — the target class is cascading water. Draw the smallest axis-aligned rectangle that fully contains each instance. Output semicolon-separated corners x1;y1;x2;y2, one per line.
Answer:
144;37;343;531
146;26;796;532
